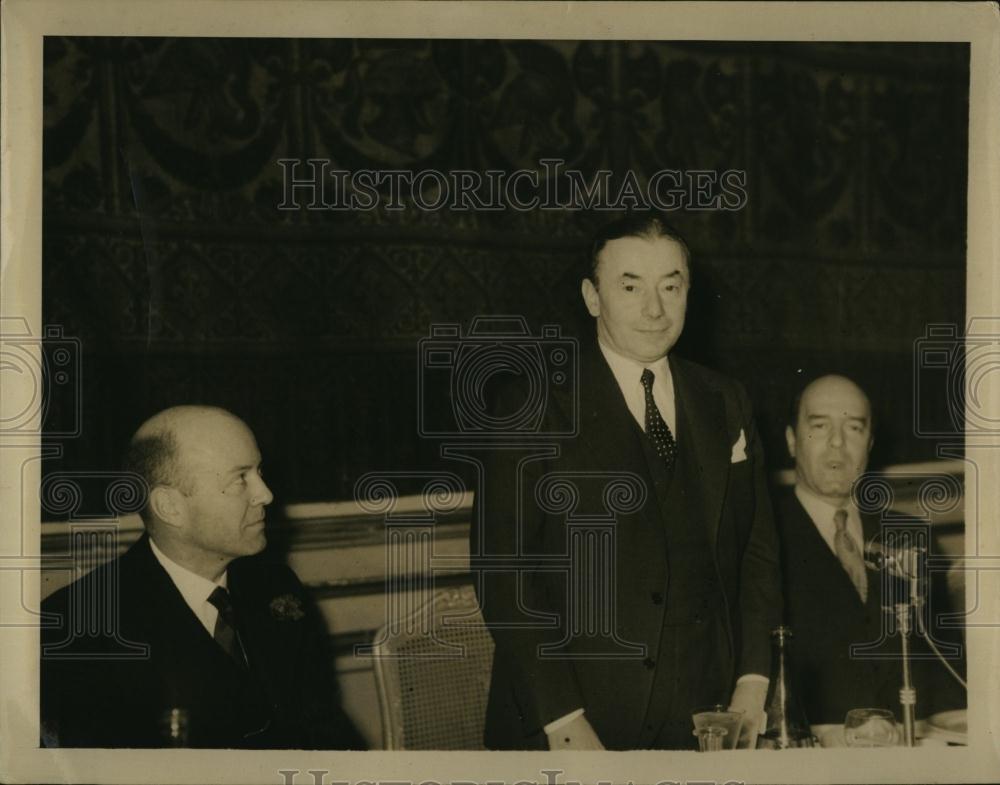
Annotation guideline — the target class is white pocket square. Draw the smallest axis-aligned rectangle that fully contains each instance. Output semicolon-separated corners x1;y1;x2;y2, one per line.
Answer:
731;428;747;463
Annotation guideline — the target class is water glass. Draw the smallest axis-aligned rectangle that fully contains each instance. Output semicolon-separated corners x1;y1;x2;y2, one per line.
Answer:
844;708;899;748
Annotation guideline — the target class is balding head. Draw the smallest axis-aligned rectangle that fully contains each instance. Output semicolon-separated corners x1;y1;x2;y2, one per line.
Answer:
126;406;273;580
786;375;874;506
127;406;243;524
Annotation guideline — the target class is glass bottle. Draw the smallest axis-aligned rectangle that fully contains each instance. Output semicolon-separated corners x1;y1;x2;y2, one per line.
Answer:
756;626;816;749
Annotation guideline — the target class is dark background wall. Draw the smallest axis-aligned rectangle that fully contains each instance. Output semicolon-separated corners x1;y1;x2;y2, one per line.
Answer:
41;38;968;514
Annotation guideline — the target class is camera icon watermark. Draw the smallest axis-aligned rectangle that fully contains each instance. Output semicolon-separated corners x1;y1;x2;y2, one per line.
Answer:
417;316;578;439
914;318;1000;438
0;317;82;437
850;471;964;660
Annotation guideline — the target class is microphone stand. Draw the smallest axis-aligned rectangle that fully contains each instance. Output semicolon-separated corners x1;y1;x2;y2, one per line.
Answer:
896;601;917;747
867;545;924;748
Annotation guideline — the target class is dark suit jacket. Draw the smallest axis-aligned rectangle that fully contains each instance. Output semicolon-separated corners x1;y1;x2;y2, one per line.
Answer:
471;345;782;749
774;489;965;725
41;534;362;748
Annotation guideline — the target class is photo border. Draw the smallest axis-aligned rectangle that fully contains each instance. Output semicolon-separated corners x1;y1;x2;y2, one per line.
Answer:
2;1;998;783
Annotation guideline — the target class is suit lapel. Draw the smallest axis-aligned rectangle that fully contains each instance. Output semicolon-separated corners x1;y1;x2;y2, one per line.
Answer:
228;563;301;706
128;536;247;709
670;357;730;549
579;347;647;465
133;536;218;651
578;347;665;547
793;497;871;609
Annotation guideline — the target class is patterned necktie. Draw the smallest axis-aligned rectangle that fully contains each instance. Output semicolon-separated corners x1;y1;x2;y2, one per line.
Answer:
834;508;868;602
208;586;249;668
640;369;677;468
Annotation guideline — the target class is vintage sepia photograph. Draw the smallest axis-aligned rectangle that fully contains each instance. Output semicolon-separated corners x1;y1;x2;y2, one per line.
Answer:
1;2;998;784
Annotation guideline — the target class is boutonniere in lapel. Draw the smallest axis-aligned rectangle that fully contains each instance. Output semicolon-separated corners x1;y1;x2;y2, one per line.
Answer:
269;593;305;621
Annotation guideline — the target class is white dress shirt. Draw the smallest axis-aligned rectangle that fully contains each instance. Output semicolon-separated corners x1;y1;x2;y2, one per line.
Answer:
598;340;677;437
794;483;868;599
149;537;228;637
794;483;867;559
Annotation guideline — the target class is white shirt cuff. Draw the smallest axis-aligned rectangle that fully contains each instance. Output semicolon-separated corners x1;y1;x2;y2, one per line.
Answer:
736;673;769;685
543;708;585;734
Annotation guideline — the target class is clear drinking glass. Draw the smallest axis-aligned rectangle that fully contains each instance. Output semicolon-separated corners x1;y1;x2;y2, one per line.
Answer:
844;708;899;748
693;725;728;751
692;704;745;751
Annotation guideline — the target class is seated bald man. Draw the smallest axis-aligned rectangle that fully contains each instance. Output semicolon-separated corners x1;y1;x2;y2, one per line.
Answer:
41;406;361;748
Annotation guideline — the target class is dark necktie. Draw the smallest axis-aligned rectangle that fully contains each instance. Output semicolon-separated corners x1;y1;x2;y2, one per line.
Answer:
208;586;249;668
833;508;867;602
640;368;677;468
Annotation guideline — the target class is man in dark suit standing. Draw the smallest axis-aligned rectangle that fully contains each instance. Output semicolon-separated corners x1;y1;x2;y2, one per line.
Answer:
473;214;782;750
775;374;965;725
41;406;360;748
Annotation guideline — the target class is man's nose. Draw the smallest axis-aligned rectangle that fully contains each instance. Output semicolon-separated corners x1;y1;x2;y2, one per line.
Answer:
642;290;665;318
252;476;274;506
829;427;845;448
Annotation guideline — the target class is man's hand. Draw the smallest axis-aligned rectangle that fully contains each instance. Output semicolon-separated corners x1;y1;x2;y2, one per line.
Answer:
546;714;605;750
729;678;769;749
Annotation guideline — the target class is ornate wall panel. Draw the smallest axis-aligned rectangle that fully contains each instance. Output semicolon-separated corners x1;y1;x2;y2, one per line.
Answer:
42;38;969;509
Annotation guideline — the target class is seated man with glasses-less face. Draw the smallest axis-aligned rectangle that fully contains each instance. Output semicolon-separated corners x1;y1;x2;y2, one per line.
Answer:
41;405;362;749
775;375;965;726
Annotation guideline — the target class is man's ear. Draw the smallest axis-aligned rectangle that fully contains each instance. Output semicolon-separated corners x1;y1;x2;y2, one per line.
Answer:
581;278;601;317
149;486;185;529
784;425;797;459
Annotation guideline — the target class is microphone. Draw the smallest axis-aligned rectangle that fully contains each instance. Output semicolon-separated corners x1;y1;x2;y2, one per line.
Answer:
862;540;926;579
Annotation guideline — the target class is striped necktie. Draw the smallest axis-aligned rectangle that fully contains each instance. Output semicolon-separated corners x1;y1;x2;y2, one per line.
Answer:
834;508;868;601
208;586;249;668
